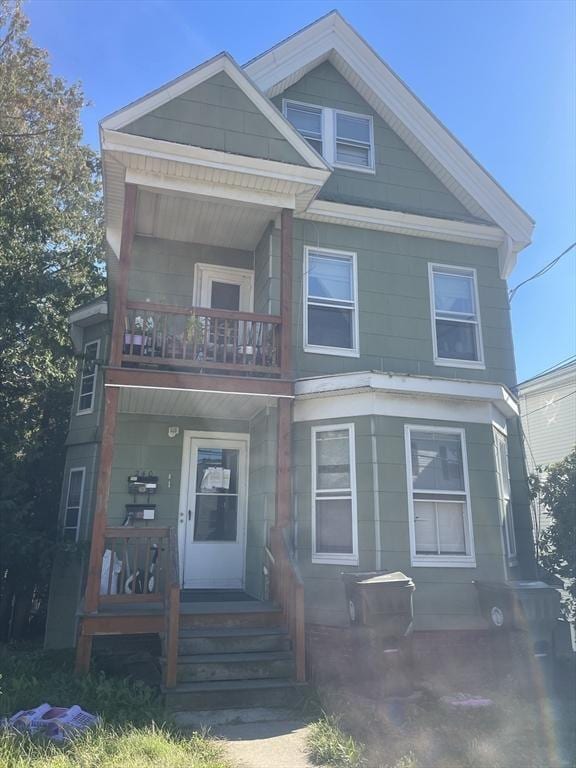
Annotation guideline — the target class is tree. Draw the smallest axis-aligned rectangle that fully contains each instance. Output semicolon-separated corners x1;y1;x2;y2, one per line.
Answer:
532;448;576;621
0;0;104;640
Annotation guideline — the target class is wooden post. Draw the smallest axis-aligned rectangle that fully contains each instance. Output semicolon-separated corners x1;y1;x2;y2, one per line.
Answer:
76;184;137;675
279;208;293;379
276;398;292;528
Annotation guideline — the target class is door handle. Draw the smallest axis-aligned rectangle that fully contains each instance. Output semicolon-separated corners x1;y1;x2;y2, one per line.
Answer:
188;509;192;521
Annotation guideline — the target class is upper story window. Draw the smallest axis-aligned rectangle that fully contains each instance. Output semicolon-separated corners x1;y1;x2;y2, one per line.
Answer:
405;426;476;567
63;467;85;541
429;264;484;368
77;340;100;415
284;100;375;172
494;429;517;562
312;424;358;565
304;246;359;357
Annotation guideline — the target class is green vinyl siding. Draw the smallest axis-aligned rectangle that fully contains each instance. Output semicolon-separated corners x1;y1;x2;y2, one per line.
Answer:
274;61;484;222
253;224;280;316
128;236;253;307
293;415;509;629
122;71;306;166
66;321;109;447
292;219;516;387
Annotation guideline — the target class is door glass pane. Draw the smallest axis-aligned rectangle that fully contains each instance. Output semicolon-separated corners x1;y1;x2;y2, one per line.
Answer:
308;254;353;301
211;282;240;311
308;305;353;348
437;502;466;554
196;448;238;494
434;272;475;315
194;495;237;541
411;432;464;491
436;320;478;360
414;500;438;554
316;498;353;553
316;430;350;490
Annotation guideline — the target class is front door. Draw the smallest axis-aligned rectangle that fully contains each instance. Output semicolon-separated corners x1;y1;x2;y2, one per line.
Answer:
181;434;248;589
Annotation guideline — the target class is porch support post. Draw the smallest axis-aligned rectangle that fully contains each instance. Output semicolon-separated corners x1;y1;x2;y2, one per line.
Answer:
276;208;293;528
80;183;137;622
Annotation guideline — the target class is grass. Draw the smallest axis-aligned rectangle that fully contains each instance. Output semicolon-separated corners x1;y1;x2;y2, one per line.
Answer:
307;715;364;768
0;646;231;768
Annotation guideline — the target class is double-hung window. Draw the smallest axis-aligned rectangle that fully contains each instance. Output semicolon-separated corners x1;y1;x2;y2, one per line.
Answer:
63;467;85;541
284;100;375;172
77;340;99;414
304;247;358;356
405;426;476;567
312;424;358;565
429;264;484;367
494;430;517;561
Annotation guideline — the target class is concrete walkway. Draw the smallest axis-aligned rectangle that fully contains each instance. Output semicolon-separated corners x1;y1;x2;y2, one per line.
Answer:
215;719;317;768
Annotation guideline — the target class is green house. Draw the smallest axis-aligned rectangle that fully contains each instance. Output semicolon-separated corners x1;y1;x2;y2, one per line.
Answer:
45;12;537;703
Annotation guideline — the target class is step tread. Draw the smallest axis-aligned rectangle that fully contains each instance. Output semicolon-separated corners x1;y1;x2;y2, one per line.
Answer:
164;678;306;694
179;626;288;639
176;651;293;665
180;601;280;615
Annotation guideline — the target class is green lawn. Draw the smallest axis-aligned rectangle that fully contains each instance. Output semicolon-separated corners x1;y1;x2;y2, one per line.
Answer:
0;646;231;768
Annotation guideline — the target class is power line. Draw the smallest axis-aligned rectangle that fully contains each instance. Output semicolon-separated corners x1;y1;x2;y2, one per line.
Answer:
519;355;576;383
521;389;576;418
509;241;576;302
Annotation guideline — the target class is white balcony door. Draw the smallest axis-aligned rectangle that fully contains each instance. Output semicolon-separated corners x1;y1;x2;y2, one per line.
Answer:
193;263;254;312
180;432;249;589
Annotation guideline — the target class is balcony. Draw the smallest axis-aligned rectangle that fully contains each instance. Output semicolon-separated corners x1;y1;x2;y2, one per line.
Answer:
122;301;282;376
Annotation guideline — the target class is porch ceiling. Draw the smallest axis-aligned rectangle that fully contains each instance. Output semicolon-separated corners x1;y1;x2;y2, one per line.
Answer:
118;385;277;421
135;189;276;250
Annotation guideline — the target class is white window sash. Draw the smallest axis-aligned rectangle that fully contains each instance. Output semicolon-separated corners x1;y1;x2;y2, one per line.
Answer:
77;340;100;415
312;423;358;565
428;263;485;369
405;425;476;567
283;100;375;173
304;246;359;357
63;467;85;542
494;431;517;561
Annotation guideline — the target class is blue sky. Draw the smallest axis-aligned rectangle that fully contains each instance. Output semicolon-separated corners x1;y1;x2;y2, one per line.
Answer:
27;0;575;383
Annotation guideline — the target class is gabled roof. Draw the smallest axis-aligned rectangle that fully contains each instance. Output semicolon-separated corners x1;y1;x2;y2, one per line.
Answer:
245;11;534;265
100;51;329;172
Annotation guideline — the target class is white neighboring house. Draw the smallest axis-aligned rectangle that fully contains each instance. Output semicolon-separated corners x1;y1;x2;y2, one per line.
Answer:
518;359;576;535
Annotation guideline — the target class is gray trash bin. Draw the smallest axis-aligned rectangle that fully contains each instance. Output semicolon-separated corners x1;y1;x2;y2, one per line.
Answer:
342;571;415;640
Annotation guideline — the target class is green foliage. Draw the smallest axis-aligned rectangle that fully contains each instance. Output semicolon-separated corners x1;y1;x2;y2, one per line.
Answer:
532;448;576;619
0;647;163;726
0;725;230;768
0;0;105;640
307;715;365;768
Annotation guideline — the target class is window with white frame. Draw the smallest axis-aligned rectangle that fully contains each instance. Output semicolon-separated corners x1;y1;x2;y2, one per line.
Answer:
305;247;358;355
77;340;99;414
429;264;484;366
494;430;517;560
284;100;374;171
312;424;358;564
63;467;85;541
405;427;476;566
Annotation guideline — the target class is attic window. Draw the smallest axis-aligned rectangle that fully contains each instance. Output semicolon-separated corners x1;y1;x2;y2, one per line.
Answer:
284;100;374;172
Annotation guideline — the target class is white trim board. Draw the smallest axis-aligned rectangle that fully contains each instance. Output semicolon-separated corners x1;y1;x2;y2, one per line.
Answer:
245;11;534;263
100;52;329;171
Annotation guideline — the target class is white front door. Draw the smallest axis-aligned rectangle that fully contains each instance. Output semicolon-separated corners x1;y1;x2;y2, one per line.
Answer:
181;434;248;589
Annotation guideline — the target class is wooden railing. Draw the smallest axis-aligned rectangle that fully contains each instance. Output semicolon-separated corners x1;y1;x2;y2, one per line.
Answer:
98;526;180;688
122;301;282;375
268;526;305;682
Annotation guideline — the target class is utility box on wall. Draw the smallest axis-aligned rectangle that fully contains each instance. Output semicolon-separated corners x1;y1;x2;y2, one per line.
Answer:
125;504;156;521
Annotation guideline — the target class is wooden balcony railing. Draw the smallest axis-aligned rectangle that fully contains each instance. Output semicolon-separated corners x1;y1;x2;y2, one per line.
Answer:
122;301;282;375
98;526;180;688
268;526;305;682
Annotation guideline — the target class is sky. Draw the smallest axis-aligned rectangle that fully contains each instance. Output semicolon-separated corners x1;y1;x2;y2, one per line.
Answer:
26;0;576;383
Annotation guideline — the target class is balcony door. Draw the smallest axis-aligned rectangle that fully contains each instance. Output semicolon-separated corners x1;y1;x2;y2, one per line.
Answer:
193;263;254;312
179;432;249;589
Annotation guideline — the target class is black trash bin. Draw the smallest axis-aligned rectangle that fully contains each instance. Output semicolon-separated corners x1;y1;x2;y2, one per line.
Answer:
342;571;415;640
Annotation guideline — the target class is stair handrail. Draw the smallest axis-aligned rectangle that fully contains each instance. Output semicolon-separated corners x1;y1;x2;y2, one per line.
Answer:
269;525;305;682
164;526;180;688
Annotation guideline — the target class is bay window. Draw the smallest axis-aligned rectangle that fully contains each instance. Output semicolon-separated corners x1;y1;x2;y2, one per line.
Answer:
405;426;476;566
429;264;484;367
312;424;358;565
304;247;358;356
